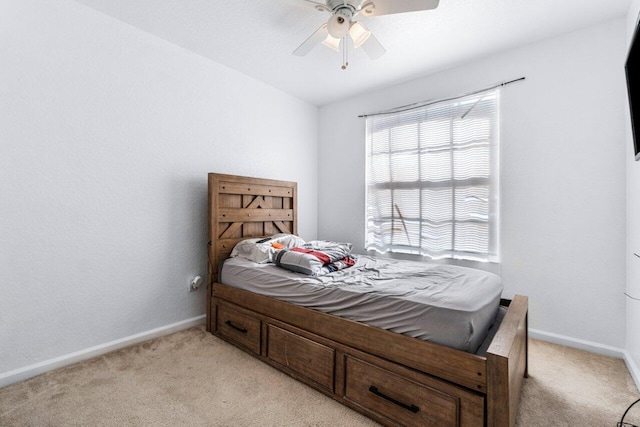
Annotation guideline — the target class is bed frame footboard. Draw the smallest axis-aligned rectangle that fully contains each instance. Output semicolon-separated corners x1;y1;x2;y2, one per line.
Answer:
486;295;528;427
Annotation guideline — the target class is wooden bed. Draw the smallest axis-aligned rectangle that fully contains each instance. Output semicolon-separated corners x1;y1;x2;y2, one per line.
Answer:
206;173;528;427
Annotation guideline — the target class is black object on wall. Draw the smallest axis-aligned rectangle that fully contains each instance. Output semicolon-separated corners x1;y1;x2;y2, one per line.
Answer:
626;12;640;161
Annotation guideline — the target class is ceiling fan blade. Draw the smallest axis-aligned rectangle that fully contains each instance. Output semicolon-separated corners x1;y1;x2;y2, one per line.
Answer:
293;24;329;56
302;0;330;8
361;0;439;17
361;33;386;60
278;0;330;11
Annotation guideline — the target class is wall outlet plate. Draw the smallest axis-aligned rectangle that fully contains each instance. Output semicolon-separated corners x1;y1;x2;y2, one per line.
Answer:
189;275;203;292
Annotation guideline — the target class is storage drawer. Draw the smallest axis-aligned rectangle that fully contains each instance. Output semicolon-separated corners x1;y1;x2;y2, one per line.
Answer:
344;356;459;427
267;325;334;391
216;304;261;355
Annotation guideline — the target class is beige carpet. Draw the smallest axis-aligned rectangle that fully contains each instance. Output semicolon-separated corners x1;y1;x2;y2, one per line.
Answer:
1;326;639;426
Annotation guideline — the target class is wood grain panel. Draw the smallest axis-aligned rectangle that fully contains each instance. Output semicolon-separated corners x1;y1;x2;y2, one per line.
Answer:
263;197;276;235
219;181;294;198
207;172;297;284
336;348;484;427
267;325;335;392
216;239;243;254
273;221;292;234
219;222;243;239
486;295;528;427
216;304;261;355
218;208;294;223
344;356;459;427
213;283;488;392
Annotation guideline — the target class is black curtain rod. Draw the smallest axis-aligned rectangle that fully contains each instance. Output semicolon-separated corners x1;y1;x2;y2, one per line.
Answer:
358;77;526;118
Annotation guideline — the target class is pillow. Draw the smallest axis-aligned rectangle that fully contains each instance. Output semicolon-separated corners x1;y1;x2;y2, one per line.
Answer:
273;241;355;276
272;233;306;247
230;234;306;263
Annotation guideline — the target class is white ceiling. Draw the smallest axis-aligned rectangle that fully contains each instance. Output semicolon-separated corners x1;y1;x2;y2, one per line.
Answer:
74;0;632;106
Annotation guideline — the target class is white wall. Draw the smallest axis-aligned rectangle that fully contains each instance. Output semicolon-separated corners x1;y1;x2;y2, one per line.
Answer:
626;0;640;384
318;19;628;349
0;0;318;376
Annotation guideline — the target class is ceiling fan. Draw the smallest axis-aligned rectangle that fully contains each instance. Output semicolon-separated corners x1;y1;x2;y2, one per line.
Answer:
289;0;440;69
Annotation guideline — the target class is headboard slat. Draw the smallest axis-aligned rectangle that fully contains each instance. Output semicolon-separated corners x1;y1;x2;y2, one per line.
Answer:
219;223;243;239
218;208;294;223
219;182;294;198
273;221;292;234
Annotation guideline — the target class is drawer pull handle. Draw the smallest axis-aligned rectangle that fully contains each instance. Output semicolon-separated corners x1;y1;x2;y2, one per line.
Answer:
225;320;248;334
368;386;420;414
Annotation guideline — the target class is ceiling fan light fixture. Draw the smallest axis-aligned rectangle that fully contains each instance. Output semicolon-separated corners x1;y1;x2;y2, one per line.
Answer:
327;14;350;39
321;34;341;52
360;1;375;16
349;21;371;48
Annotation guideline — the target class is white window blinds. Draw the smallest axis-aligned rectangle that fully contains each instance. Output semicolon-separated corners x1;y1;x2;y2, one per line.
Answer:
365;89;500;262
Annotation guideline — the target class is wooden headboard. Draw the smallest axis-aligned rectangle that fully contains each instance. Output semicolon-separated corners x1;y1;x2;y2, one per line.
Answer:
207;173;297;330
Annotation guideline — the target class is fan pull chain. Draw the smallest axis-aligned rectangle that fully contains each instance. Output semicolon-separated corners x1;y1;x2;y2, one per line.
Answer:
342;36;349;70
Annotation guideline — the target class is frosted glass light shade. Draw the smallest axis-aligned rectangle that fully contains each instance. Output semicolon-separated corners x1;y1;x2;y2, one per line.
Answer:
322;34;341;52
327;14;350;39
349;21;371;48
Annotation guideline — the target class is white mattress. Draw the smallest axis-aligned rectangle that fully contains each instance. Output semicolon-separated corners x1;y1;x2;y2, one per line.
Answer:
220;255;503;353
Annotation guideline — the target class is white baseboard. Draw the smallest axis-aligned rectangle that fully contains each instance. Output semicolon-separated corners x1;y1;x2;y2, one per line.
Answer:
623;350;640;392
4;320;639;393
529;328;626;358
530;328;640;391
0;314;206;389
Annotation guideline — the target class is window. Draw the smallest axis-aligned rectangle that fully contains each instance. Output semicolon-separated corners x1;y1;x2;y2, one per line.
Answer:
365;89;500;262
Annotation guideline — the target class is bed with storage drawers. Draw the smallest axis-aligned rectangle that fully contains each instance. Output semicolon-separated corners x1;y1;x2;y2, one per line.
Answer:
206;173;528;427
